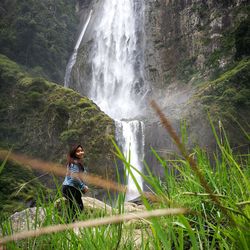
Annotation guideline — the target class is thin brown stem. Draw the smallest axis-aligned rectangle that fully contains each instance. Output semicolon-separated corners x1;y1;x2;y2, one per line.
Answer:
150;100;236;225
0;150;161;202
0;208;188;245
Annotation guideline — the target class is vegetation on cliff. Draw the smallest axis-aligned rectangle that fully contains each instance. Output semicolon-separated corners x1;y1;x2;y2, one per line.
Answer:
0;54;115;184
205;8;250;79
174;4;250;150
199;58;250;116
169;2;250;84
0;0;78;83
0;2;249;246
0;1;117;216
0;159;49;217
1;125;249;249
193;57;250;149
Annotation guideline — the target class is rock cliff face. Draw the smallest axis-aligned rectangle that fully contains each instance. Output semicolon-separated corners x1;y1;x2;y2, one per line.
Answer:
142;0;249;171
144;0;249;91
72;0;249;111
70;0;249;175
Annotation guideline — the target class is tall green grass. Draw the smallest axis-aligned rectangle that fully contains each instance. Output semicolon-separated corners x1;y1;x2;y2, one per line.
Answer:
0;120;249;249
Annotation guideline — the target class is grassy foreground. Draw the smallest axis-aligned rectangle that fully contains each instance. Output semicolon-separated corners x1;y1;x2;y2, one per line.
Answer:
0;120;249;249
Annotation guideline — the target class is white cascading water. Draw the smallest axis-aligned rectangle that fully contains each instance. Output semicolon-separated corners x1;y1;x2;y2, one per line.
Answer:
90;0;145;201
115;120;145;200
64;10;93;87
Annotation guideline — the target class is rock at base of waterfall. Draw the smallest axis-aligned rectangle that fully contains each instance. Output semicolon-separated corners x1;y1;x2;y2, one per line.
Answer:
8;207;46;234
4;197;147;236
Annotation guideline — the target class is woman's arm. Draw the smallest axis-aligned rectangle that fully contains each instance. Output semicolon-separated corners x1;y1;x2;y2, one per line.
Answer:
68;163;88;191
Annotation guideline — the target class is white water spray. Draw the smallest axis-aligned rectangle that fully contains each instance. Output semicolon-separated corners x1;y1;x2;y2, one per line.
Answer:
65;1;146;201
64;10;93;87
90;0;145;201
115;120;145;200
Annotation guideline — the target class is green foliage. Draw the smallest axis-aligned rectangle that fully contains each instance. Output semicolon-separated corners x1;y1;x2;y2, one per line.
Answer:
116;124;250;249
28;78;50;92
0;0;78;83
235;15;250;59
204;6;249;77
60;129;81;144
176;57;197;83
0;160;49;217
0;54;116;184
0;54;25;84
76;98;93;109
1;125;249;249
206;31;235;72
198;58;250;120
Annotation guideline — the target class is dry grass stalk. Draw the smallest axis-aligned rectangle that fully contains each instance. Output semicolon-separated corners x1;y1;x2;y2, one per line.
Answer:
0;150;161;202
0;208;188;245
181;192;226;198
150;100;235;224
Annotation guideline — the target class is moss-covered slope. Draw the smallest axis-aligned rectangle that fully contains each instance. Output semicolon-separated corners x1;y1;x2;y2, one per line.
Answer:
0;159;50;217
0;54;116;180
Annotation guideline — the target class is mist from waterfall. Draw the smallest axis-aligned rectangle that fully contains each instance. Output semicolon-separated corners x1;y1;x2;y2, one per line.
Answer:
90;0;146;200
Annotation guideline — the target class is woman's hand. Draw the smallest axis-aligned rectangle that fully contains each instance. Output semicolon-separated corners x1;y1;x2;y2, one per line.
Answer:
82;186;89;194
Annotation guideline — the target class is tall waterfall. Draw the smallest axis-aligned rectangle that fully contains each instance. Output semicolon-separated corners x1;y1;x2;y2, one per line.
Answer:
90;0;146;201
65;0;146;201
115;120;145;200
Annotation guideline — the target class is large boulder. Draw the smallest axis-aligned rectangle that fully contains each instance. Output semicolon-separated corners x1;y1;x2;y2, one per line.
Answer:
9;207;46;233
54;196;146;215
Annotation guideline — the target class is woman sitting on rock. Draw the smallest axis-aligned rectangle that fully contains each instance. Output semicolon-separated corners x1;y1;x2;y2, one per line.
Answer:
62;144;88;220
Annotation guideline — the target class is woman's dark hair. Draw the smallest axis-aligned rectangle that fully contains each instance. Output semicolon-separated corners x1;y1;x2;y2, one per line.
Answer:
69;144;83;158
67;144;84;170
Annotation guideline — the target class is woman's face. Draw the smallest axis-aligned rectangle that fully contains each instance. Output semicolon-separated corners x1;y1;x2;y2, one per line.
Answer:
75;147;84;159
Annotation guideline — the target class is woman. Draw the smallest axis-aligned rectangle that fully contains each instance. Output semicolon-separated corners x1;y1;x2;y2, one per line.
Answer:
62;144;88;220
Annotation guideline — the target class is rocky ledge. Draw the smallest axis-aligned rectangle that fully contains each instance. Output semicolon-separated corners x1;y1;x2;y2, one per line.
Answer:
5;197;146;234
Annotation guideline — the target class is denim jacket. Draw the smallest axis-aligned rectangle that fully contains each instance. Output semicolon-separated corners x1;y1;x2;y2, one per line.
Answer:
62;163;87;191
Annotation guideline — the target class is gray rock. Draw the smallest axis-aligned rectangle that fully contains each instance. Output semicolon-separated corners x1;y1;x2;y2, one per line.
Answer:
9;207;46;233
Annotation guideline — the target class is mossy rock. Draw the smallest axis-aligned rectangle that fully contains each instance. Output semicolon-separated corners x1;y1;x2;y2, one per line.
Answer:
0;160;49;217
0;54;116;191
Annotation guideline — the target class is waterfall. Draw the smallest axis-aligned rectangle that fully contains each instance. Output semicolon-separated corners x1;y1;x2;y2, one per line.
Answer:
64;10;93;87
90;0;146;201
115;120;145;201
65;0;146;201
